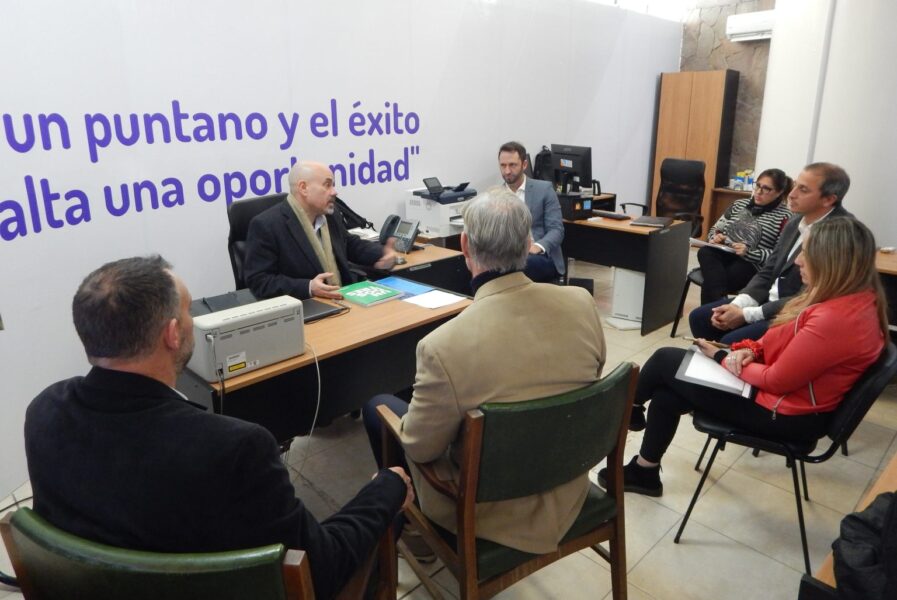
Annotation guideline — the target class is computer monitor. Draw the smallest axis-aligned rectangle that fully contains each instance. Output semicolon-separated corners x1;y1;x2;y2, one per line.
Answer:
550;144;592;193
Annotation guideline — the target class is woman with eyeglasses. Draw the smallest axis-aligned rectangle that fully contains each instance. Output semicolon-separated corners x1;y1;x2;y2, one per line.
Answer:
697;168;794;304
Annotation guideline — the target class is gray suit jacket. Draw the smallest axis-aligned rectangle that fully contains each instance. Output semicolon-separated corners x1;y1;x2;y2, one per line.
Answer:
524;178;566;274
741;204;852;319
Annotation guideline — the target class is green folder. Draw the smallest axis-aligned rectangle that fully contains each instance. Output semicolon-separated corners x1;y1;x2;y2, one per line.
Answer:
338;280;402;307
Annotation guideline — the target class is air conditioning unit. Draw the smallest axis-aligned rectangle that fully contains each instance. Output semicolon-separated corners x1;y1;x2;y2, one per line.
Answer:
726;10;775;42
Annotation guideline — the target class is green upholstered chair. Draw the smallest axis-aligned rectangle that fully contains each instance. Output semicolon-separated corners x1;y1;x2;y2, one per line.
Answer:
378;362;638;600
1;507;394;600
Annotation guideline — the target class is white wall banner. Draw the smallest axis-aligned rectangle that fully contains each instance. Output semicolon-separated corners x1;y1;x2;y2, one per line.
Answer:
0;0;680;495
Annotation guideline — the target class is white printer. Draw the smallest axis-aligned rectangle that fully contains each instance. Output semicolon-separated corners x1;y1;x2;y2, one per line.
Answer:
187;295;305;382
405;194;471;237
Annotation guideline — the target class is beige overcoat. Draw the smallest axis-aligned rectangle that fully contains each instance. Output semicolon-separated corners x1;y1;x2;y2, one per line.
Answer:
399;272;606;554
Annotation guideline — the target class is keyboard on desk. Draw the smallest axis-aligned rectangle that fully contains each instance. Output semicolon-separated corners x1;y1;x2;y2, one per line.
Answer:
592;210;631;220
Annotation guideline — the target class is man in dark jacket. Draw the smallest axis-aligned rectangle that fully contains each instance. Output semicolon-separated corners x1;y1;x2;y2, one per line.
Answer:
243;161;396;300
25;255;413;599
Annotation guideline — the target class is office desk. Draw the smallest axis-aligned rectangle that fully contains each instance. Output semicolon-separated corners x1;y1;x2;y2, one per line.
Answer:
877;250;897;335
392;245;471;295
563;217;690;335
177;294;471;441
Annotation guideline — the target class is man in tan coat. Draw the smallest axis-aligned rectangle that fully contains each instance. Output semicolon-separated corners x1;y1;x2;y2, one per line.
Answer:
363;188;606;554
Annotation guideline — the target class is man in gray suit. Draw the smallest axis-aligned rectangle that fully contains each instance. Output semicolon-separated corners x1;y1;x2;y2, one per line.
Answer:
498;141;565;282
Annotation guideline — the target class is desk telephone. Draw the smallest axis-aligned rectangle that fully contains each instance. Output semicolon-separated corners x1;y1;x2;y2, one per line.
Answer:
380;214;420;253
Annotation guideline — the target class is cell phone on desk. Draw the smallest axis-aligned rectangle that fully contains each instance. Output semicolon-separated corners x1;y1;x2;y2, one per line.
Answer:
379;214;420;253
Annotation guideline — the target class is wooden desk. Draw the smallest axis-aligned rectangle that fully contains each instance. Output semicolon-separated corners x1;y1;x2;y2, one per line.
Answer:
177;294;471;441
562;217;690;335
815;451;897;586
877;250;897;334
391;245;471;296
877;250;897;276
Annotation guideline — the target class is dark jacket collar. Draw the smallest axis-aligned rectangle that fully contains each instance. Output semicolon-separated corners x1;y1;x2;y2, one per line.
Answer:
79;366;200;413
471;269;521;295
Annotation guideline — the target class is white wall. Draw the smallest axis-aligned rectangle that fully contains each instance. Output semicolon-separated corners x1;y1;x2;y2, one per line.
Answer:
0;0;681;496
756;0;897;246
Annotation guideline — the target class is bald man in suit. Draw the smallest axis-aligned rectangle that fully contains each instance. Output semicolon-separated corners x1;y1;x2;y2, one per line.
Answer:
244;161;396;300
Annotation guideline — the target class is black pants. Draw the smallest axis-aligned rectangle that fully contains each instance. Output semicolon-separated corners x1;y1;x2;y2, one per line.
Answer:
688;298;771;344
696;246;758;305
636;347;828;463
362;394;411;471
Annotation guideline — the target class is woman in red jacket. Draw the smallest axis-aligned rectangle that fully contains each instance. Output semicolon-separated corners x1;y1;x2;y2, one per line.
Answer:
600;217;888;497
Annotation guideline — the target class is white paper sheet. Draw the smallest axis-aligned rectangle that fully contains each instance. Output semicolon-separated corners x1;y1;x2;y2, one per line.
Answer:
403;289;466;309
679;349;753;398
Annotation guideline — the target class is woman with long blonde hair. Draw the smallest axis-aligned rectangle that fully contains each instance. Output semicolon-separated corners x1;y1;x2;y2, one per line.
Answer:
600;217;887;496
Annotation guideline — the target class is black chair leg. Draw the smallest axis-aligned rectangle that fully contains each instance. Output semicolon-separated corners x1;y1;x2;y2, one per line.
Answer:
800;461;809;501
670;278;691;338
840;441;848;456
752;448;761;457
676;438;723;543
694;435;712;472
789;459;812;574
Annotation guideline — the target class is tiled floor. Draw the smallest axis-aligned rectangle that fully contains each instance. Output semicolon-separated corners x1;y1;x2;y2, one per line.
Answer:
2;253;895;599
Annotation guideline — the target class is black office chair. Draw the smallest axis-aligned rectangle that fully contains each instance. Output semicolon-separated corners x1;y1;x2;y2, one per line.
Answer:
656;158;706;236
623;159;706;236
674;342;897;575
227;193;287;289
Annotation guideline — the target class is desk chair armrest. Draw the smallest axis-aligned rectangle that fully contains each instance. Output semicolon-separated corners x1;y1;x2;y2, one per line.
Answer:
411;462;459;500
375;405;459;500
619;202;647;216
376;404;403;440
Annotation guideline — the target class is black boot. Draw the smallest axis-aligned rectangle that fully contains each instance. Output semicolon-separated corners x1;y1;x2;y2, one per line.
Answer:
597;456;663;497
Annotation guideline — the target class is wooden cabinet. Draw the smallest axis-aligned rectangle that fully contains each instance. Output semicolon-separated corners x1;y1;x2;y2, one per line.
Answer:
651;70;739;238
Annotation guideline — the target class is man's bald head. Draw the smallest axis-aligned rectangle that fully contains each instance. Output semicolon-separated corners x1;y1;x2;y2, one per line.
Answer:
290;161;338;218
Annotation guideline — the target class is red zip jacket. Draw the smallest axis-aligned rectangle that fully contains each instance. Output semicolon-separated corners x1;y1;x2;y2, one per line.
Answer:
740;290;884;416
